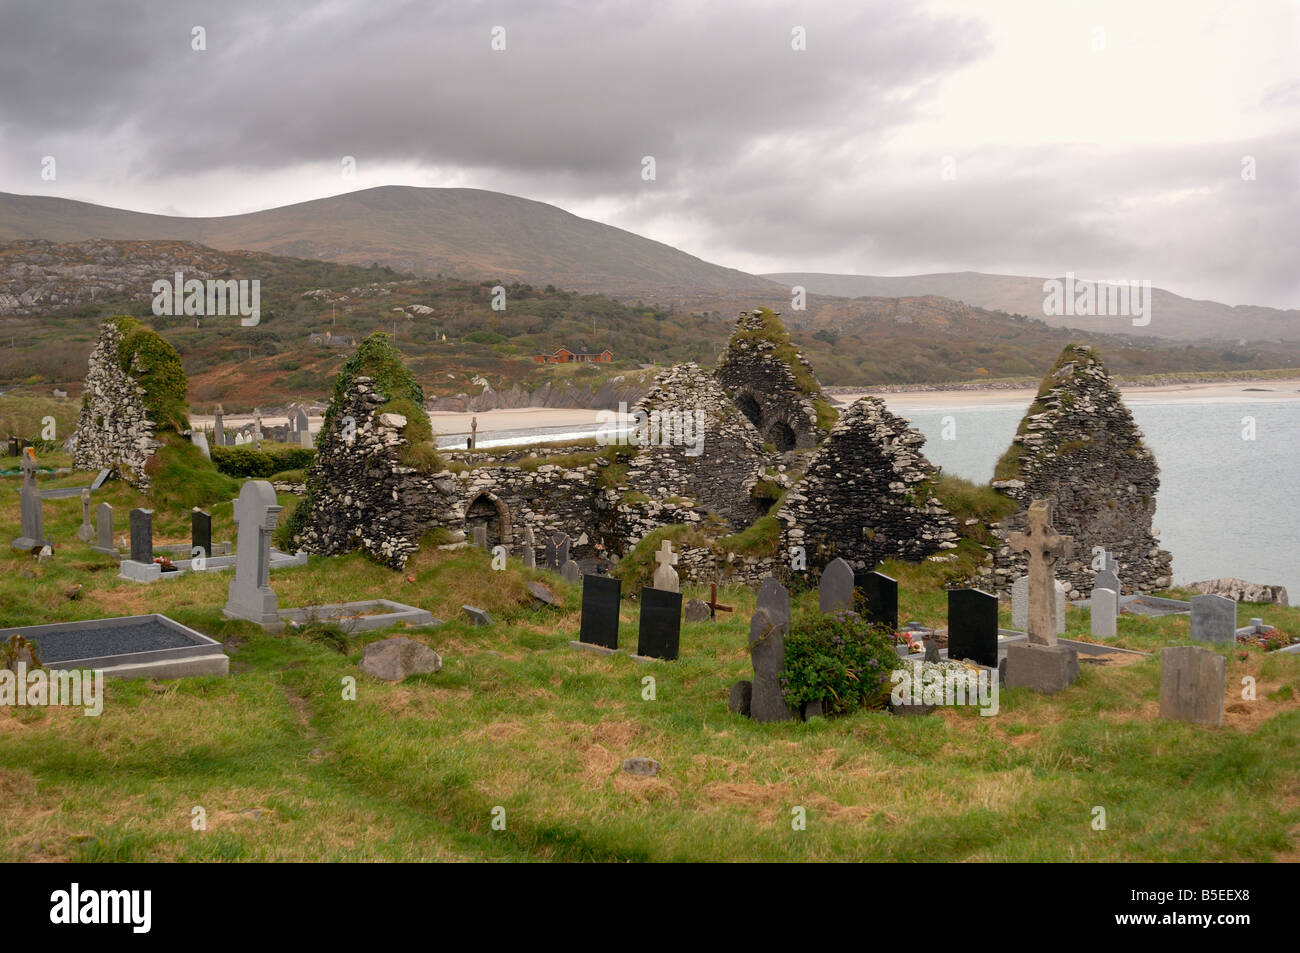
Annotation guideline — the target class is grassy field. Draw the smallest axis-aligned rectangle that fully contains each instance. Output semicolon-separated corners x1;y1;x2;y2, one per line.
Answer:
1;462;1297;862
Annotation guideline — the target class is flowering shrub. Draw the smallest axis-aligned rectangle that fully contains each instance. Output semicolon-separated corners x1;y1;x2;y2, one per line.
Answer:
779;608;900;715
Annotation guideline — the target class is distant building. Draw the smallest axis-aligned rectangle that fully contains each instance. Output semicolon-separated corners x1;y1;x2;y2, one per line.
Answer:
532;346;613;364
308;330;356;348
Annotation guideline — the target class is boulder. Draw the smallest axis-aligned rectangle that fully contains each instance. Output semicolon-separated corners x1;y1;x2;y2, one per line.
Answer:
1186;577;1289;606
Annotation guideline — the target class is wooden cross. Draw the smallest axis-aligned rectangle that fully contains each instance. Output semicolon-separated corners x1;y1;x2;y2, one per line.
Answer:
707;583;733;620
1009;499;1072;645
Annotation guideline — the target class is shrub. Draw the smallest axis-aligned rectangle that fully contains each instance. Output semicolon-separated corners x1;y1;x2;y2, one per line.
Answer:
212;445;316;478
780;608;899;715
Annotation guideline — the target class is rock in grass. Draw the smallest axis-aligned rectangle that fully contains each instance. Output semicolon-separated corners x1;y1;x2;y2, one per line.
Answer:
622;757;661;777
360;637;442;682
684;598;710;622
526;581;557;606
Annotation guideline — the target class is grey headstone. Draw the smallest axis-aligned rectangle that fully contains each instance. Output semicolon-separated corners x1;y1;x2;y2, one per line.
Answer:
129;508;153;563
728;680;752;716
1011;575;1028;630
1159;646;1225;726
472;525;488;550
94;502;114;553
560;559;581;584
1094;568;1120;598
462;605;493;626
1054;579;1068;635
213;406;224;447
295;408;310;435
522;526;536;569
526;580;557;606
748;578;793;722
191;430;211;460
818;557;854;614
359;637;442;682
1004;642;1079;694
1090;587;1118;639
684;598;710;622
223;481;283;626
90;468;111;491
12;451;49;550
923;635;940;663
75;488;94;542
1190;594;1236;645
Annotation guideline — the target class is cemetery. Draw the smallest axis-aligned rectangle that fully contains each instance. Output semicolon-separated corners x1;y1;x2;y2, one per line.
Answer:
0;314;1296;862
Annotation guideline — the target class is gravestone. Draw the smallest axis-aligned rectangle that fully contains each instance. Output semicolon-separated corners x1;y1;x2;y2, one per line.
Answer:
12;449;49;550
462;606;492;626
748;578;793;722
90;468;111;491
6;436;18;457
526;580;557;606
1090;587;1118;639
578;574;621;650
1190;594;1236;645
192;509;212;559
1159;646;1225;726
472;525;488;550
92;502;116;555
129;508;153;563
191;430;211;460
684;598;711;622
560;559;581;584
223;481;283;626
1009;500;1073;646
854;570;899;631
1094;568;1120;598
213;405;224;447
545;532;570;570
1011;575;1029;630
637;587;683;660
652;540;680;593
295;408;311;448
522;525;536;569
1054;580;1068;633
75;488;94;543
818;557;854;613
946;588;998;668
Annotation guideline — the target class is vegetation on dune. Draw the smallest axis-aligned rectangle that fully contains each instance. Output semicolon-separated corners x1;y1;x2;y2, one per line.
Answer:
143;433;241;511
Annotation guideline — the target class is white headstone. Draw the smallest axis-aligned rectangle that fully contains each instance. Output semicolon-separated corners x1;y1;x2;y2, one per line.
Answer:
652;540;679;593
1090;587;1118;639
224;480;283;625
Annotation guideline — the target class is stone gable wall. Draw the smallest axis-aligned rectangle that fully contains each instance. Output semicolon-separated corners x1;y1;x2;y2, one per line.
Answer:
72;320;160;488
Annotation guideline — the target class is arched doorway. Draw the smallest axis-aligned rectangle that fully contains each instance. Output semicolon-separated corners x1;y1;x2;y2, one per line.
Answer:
766;418;797;452
736;392;762;430
464;493;512;548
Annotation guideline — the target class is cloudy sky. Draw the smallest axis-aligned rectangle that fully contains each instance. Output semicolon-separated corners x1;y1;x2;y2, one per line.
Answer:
1;0;1296;306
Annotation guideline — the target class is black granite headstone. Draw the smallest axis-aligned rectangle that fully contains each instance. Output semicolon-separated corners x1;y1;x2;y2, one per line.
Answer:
6;436;18;457
947;588;998;668
854;570;899;631
129;508;153;564
191;509;212;558
637;587;683;660
579;574;621;650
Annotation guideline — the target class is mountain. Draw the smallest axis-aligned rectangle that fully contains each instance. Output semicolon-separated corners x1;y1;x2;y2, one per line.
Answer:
763;271;1300;343
0;186;781;300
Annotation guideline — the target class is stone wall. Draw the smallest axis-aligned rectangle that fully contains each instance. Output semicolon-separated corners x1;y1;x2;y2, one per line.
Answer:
713;310;828;450
617;363;769;546
988;344;1173;596
72;320;160;488
776;396;959;571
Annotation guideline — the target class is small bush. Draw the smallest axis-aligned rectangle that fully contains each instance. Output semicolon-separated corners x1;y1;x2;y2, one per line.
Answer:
212;445;316;478
780;608;899;715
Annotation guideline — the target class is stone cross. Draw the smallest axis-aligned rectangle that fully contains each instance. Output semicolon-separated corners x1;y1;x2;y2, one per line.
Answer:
76;488;94;542
224;480;283;625
1009;499;1072;646
470;416;478;450
13;448;48;550
652;540;679;593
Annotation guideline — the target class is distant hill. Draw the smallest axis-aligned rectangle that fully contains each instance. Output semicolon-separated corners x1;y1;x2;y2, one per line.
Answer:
764;271;1300;343
0;186;782;299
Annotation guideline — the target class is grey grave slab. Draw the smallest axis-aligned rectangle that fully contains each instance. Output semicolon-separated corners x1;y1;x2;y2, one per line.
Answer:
90;468;111;491
1190;594;1236;645
462;605;493;626
1159;645;1225;726
818;557;854;614
279;599;436;632
2;613;228;679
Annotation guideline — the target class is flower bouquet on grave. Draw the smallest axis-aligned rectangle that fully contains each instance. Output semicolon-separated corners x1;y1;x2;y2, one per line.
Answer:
154;556;179;573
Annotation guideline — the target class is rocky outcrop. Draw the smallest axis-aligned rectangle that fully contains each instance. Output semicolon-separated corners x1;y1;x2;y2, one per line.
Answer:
989;344;1172;596
776;396;959;571
1186;578;1289;606
71;320;160;488
617;363;769;543
714;309;829;450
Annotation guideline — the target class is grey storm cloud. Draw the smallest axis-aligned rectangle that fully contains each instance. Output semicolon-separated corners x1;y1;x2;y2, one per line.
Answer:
0;0;1295;306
